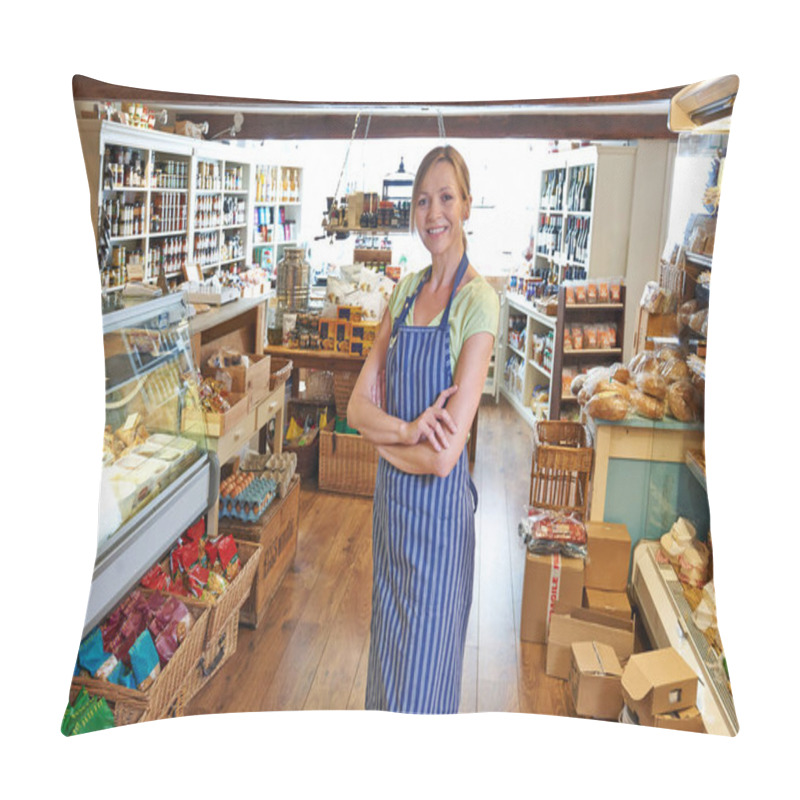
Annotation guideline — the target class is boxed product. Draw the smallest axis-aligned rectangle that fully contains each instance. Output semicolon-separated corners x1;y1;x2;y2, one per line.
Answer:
584;521;631;592
583;587;632;620
569;641;624;721
546;607;635;679
651;705;706;734
520;552;584;644
621;647;698;726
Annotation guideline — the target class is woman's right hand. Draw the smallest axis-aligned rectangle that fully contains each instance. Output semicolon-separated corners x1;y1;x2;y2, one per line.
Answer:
401;385;459;452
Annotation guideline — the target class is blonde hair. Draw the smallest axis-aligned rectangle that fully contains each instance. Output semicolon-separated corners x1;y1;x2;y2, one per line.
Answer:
410;145;472;251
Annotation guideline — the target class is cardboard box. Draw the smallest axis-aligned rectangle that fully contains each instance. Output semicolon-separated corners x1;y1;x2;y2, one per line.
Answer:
652;705;706;734
585;521;631;592
546;608;635;679
569;641;624;721
520;552;584;644
203;353;272;409
318;318;338;341
583;587;632;620
621;647;698;725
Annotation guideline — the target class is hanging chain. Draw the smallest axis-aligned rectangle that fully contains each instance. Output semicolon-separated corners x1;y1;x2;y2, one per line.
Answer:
333;111;362;200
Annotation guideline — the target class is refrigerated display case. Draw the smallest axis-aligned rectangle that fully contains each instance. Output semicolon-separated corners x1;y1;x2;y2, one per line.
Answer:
85;292;219;637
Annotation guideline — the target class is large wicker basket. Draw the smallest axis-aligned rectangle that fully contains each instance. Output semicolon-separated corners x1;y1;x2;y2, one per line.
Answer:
70;593;209;724
318;422;378;497
333;371;359;420
530;420;594;518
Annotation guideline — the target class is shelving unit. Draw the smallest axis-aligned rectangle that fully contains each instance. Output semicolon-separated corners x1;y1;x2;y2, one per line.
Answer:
550;284;626;420
499;292;556;429
532;146;638;286
77;120;302;291
251;164;303;276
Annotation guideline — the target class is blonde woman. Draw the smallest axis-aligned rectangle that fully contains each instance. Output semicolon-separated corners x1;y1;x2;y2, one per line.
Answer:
348;145;500;713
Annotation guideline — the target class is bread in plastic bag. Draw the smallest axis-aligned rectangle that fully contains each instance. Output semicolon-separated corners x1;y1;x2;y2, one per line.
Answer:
518;506;588;559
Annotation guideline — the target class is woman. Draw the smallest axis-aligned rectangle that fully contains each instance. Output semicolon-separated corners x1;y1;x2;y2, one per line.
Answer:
347;145;500;713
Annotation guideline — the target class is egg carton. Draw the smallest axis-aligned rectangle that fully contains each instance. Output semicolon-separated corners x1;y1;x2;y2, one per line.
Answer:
263;452;297;497
218;476;278;523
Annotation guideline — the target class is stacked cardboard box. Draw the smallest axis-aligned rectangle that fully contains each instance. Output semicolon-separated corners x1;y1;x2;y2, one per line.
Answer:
621;647;704;733
583;521;632;619
569;641;624;721
520;552;584;644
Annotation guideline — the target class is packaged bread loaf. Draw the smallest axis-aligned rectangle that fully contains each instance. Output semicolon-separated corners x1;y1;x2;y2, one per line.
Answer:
628;352;660;375
595;379;632;400
667;380;702;422
656;345;683;363
609;362;630;384
630;389;666;420
678;299;700;329
570;373;587;396
586;391;629;421
635;371;668;400
661;357;690;384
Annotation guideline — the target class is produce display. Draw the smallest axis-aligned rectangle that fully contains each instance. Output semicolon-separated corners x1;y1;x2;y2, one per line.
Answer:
574;345;704;424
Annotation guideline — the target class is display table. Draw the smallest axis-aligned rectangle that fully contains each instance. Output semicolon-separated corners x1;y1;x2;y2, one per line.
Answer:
265;345;479;463
586;415;708;565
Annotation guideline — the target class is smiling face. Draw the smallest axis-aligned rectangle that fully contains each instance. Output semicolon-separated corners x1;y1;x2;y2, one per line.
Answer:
413;156;472;265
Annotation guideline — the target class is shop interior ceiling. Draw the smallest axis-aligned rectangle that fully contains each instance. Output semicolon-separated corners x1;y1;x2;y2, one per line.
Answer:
73;75;683;141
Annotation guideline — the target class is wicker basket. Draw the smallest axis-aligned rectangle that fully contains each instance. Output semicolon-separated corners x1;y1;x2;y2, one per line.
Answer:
319;422;378;496
67;685;148;727
269;357;293;391
333;371;359;420
181;609;241;701
70;594;209;724
188;540;261;647
530;420;594;518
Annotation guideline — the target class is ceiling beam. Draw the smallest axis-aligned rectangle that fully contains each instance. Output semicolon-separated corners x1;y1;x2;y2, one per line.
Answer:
73;74;683;141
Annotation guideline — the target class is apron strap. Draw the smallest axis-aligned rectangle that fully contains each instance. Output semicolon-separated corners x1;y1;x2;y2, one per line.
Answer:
391;252;470;337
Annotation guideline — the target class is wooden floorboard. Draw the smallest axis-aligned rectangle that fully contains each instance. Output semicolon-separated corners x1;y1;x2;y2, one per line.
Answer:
186;394;578;720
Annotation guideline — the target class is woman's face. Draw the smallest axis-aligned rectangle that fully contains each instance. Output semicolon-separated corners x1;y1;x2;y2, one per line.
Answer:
414;159;470;263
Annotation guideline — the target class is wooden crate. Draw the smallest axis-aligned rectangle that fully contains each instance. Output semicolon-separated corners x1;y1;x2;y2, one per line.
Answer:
219;477;300;629
183;392;249;438
71;594;209;724
319;423;378;497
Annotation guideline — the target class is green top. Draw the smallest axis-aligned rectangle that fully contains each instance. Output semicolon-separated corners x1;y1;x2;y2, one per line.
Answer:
387;267;500;375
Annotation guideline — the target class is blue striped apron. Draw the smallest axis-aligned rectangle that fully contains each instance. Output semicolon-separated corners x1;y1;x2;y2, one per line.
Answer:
365;253;478;714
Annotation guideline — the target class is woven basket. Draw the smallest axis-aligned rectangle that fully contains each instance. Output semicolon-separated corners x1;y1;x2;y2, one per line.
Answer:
269;357;293;391
333;371;359;420
182;609;240;702
186;540;261;648
70;594;209;724
530;420;594;517
319;423;378;497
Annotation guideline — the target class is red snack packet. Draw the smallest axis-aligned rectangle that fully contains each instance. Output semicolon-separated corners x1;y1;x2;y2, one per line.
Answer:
187;565;210;598
205;539;219;567
141;564;169;591
216;536;238;570
185;518;205;541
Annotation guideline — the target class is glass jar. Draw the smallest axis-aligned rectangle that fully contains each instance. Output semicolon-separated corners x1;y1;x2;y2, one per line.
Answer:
272;247;310;345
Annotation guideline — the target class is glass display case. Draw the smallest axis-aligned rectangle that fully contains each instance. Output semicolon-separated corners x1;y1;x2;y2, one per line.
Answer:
85;292;219;636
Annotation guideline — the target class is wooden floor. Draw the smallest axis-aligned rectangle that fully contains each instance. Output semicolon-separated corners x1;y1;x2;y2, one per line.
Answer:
186;394;577;718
